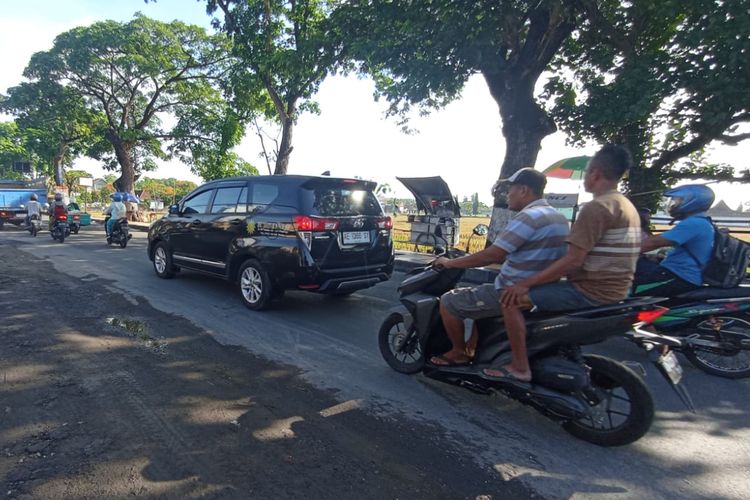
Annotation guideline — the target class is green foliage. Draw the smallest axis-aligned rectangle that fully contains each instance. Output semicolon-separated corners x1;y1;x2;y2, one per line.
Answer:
544;0;750;210
0;122;37;179
2;79;102;180
135;177;198;203
206;0;348;173
63;169;92;195
22;14;247;191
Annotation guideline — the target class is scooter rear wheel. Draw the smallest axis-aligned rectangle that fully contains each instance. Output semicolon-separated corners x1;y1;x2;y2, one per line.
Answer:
378;312;424;374
683;314;750;379
562;355;654;447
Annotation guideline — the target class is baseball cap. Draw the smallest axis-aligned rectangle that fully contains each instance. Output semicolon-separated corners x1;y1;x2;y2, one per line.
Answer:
499;168;547;194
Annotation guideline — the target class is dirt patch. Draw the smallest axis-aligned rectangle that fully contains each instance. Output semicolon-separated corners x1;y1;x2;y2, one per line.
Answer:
0;241;534;499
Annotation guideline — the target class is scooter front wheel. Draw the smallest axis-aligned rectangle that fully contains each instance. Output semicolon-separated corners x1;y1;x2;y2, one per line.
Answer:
562;355;654;446
378;312;424;374
683;314;750;379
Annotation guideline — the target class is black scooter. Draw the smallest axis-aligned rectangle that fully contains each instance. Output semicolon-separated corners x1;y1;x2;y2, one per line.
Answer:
50;214;70;243
378;247;693;446
27;214;41;237
105;216;131;248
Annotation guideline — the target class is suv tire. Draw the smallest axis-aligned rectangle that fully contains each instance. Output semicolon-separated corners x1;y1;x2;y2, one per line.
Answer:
153;242;176;279
239;259;273;310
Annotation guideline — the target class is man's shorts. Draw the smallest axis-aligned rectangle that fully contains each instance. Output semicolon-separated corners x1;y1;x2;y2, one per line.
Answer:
528;282;600;312
441;283;502;320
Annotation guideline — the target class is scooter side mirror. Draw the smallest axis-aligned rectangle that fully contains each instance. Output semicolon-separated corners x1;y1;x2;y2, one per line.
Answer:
472;224;489;236
168;204;180;215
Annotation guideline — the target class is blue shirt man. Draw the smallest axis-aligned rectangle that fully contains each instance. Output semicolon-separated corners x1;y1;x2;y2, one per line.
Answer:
659;213;714;286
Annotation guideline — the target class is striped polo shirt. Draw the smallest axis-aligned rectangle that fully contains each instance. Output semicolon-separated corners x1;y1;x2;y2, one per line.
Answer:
567;191;641;303
493;199;570;290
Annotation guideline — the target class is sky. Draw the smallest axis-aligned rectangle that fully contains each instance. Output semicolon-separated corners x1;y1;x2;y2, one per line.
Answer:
1;0;748;207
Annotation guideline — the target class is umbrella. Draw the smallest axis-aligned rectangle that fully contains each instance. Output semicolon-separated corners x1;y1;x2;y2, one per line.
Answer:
113;192;140;203
542;156;592;180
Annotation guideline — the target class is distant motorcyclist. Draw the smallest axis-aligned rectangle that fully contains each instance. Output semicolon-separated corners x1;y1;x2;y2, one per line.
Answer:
48;192;68;230
633;184;715;296
24;193;41;226
104;193;127;236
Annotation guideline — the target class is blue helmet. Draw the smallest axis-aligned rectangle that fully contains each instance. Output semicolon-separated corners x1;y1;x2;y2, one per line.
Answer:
113;193;123;202
664;184;714;219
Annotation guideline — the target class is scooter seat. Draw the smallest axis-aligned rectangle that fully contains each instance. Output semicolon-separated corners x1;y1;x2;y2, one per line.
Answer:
673;285;750;301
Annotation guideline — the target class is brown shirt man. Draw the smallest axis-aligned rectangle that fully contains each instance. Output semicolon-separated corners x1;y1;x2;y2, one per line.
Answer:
567;190;642;303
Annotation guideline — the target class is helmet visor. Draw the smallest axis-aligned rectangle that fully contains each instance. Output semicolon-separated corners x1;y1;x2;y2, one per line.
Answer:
667;196;683;216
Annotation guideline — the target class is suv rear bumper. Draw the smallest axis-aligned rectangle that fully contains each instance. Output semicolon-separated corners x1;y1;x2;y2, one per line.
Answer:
315;272;391;292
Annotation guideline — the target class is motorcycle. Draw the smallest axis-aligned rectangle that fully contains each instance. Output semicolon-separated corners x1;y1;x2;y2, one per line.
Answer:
69;213;81;234
626;287;750;379
106;216;131;248
27;214;41;237
378;229;693;446
50;213;70;243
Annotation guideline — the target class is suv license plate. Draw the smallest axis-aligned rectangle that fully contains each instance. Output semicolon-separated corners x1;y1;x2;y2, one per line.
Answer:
343;231;370;244
658;351;683;385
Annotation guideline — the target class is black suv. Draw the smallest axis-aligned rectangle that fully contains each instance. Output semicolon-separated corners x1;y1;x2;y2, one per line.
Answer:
147;175;394;309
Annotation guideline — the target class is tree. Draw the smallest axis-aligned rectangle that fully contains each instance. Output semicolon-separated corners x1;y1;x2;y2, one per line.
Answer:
2;80;101;186
63;169;92;197
472;193;479;216
544;0;750;210
0;122;34;179
204;0;348;174
23;15;241;195
337;0;578;240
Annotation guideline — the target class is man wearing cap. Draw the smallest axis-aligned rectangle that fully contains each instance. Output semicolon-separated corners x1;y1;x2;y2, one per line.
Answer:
430;168;570;367
492;144;641;382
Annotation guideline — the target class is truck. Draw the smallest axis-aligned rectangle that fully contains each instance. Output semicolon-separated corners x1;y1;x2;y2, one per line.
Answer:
0;179;48;228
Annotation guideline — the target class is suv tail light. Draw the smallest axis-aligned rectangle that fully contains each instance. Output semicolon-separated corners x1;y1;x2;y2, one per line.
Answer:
377;216;393;230
293;215;340;232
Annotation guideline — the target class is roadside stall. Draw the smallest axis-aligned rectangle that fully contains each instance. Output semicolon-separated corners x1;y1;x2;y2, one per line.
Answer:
397;176;461;250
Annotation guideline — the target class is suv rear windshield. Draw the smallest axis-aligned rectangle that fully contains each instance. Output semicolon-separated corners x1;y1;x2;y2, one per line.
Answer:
301;181;382;216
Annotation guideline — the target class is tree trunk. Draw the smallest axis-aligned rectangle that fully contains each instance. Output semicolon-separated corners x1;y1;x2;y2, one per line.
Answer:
105;129;137;218
105;129;135;194
52;142;68;187
274;116;294;175
483;74;558;244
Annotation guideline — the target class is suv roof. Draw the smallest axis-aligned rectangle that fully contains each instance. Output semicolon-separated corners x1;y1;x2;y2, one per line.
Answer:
200;175;377;190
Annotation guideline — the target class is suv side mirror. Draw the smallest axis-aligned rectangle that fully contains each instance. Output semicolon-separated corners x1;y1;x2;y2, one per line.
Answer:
168;204;180;215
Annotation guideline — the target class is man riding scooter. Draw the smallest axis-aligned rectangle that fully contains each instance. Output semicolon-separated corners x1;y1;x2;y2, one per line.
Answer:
24;193;41;227
633;185;715;297
104;192;127;240
48;192;68;229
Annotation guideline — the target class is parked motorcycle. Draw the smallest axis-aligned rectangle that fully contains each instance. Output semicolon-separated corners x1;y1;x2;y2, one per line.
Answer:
50;213;70;243
106;217;131;248
627;287;750;379
378;243;693;446
27;214;41;237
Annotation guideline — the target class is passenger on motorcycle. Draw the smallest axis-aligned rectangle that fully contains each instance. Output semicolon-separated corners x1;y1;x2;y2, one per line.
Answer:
104;193;127;236
633;184;715;296
24;193;41;226
496;145;641;382
430;168;569;367
48;192;68;230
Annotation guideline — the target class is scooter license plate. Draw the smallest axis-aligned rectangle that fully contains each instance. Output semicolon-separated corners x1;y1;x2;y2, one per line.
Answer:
658;351;683;385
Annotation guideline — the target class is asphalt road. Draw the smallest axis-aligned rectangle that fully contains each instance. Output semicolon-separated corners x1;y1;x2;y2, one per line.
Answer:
2;224;749;499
